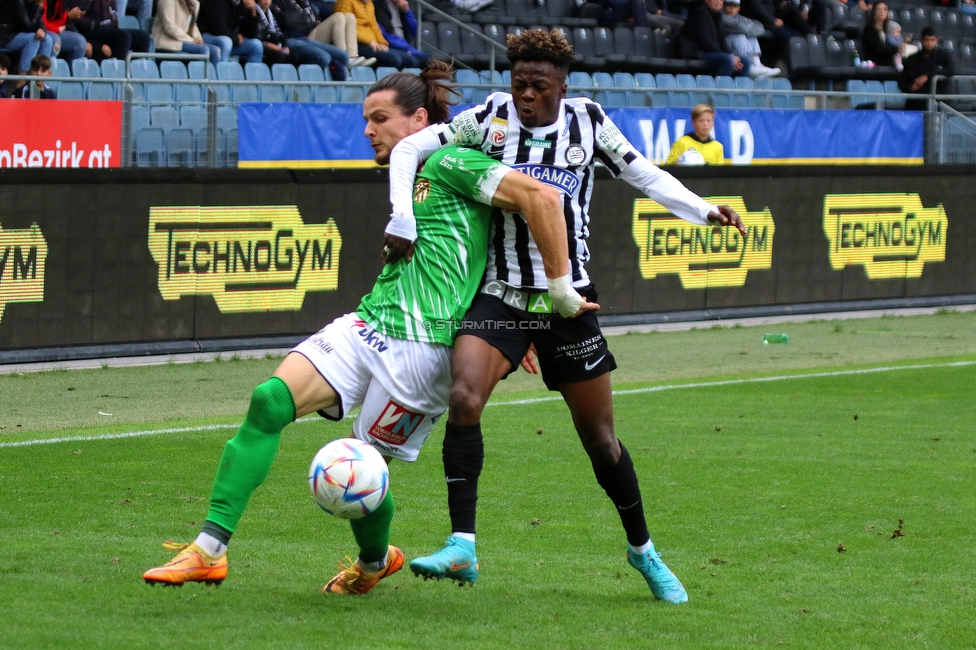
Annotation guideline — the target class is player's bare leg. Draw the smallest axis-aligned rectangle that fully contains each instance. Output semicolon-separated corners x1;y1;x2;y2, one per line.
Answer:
560;373;688;603
409;335;512;584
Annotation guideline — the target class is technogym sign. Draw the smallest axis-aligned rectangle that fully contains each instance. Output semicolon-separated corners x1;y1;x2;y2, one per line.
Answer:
0;223;47;324
631;197;774;288
823;193;947;279
148;206;342;313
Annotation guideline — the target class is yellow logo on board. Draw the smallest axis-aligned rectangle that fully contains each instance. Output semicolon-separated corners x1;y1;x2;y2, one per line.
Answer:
632;197;774;288
148;206;341;313
823;194;947;279
0;223;48;324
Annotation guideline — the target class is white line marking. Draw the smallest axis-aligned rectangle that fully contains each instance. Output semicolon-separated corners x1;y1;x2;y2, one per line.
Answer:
3;360;974;449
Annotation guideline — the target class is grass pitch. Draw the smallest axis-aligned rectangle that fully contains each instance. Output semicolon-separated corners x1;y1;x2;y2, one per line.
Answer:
1;310;975;649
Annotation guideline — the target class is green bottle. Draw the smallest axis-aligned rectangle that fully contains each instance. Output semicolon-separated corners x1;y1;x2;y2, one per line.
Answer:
762;333;789;344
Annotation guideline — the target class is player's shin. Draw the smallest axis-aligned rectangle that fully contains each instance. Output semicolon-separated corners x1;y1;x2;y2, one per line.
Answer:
205;377;296;538
590;441;650;547
443;422;484;536
350;489;395;567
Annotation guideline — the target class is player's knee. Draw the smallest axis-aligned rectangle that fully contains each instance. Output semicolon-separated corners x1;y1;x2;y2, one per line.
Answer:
582;433;621;466
448;381;486;424
246;378;296;432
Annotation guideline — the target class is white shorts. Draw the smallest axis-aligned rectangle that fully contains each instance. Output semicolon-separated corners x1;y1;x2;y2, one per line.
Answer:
292;313;451;462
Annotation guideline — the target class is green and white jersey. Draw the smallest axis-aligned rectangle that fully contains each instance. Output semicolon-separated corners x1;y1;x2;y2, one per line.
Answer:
357;145;511;345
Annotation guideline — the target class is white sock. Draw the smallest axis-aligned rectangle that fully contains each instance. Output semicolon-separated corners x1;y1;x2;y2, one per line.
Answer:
452;532;476;543
629;540;652;556
194;532;227;558
358;556;387;573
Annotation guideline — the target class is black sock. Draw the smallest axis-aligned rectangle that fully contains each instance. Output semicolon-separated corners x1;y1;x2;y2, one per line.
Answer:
443;422;484;535
591;441;650;547
202;520;233;545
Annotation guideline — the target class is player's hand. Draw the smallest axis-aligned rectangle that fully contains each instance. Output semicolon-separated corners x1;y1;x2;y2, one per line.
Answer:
382;233;415;264
707;205;747;237
520;344;539;374
570;298;600;318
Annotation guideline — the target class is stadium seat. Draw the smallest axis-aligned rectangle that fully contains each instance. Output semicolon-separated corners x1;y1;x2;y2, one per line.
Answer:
591;71;621;106
572;27;605;70
217;105;237;129
71;58;100;79
459;24;492;69
958;43;976;75
962;14;976;42
437;23;463;59
594;27;625;68
375;66;398;79
217;61;245;80
567;70;593;98
272;63;304;102
712;75;735;108
846;78;870;108
131;105;150;129
151;105;180;127
788;36;812;78
166;127;196;167
179;105;208;128
129;58;159;102
351;66;376;83
694;74;715;106
651;73;675;107
119;14;140;30
612;71;642;107
419;21;438;54
135;127;165;167
188;60;217;80
633;71;655;106
613;26;647;68
87;82;115;100
482;23;507;51
52;57;70;79
55;81;84;100
673;73;696;107
456;68;481;103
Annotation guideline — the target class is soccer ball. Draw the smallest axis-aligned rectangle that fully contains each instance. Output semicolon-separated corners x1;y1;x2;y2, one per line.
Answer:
308;438;389;519
678;148;706;166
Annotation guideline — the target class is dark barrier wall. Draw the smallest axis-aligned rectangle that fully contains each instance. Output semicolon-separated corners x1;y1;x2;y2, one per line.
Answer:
0;166;974;356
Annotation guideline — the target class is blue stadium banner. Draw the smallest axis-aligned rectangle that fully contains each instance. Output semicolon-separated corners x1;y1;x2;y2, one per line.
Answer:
606;107;923;165
237;103;924;168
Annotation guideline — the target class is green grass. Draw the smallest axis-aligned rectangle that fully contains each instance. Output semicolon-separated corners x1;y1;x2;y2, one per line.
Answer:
1;311;975;648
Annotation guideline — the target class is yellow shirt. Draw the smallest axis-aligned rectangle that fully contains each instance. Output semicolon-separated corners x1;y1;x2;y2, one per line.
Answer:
665;134;725;165
334;0;387;46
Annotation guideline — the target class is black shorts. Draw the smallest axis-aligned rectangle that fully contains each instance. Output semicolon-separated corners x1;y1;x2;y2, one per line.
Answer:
457;284;617;391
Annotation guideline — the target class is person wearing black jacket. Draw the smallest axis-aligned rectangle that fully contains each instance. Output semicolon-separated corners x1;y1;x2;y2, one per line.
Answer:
680;0;749;76
0;0;55;73
899;27;954;111
65;0;152;61
198;0;265;63
739;0;797;66
272;0;349;79
254;0;289;63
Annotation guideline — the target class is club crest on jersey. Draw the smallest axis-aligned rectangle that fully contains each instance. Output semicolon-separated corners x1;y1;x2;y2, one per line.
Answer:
512;163;581;197
566;145;586;165
488;117;508;147
413;178;430;203
368;400;425;445
351;319;389;352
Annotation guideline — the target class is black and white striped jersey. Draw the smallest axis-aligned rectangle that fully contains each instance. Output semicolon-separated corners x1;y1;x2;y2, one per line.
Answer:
388;92;717;290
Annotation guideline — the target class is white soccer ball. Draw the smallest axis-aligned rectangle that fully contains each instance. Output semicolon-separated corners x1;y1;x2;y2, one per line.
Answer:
308;438;389;519
678;148;706;166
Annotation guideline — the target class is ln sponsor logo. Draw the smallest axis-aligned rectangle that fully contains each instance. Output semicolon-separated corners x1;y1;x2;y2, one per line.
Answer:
0;223;48;324
368;401;425;446
632;197;774;288
148;206;342;313
822;193;947;279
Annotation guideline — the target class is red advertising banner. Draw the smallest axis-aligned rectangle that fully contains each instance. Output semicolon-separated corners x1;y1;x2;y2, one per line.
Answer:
0;100;122;168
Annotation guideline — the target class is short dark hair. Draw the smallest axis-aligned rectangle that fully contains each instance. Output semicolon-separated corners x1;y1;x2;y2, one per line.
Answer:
0;53;11;72
921;26;937;38
366;59;459;124
30;55;51;73
506;28;575;72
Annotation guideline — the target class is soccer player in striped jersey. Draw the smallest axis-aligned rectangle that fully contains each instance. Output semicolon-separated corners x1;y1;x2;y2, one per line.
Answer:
388;29;747;603
142;61;595;595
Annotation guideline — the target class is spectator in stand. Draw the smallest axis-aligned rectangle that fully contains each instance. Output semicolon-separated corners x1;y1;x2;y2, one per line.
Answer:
0;53;12;97
14;53;56;97
899;26;954;111
962;0;976;16
861;1;903;69
254;0;290;62
43;0;87;62
273;0;350;79
666;104;724;164
722;0;780;77
153;0;223;66
333;0;407;69
117;0;153;26
646;0;684;34
307;1;375;67
198;0;265;63
373;0;428;68
599;0;650;26
67;0;153;62
739;0;800;67
680;0;750;77
0;0;56;74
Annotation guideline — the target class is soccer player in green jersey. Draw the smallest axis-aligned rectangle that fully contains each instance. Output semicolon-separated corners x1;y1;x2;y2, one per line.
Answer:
142;60;596;595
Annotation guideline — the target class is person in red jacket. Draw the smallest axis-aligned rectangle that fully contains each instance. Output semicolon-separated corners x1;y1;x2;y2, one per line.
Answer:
42;0;86;61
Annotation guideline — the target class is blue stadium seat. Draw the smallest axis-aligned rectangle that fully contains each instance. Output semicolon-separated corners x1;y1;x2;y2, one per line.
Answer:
129;58;160;102
135;127;165;167
375;66;397;80
673;74;696;107
713;75;735;108
611;72;642;107
217;106;237;129
217;61;245;80
52;57;70;78
151;105;180;127
351;66;376;83
55;81;84;100
165;127;196;166
188;60;217;80
119;14;140;29
87;82;116;100
456;69;481;103
402;67;422;76
567;71;593;98
695;74;716;105
298;63;337;102
591;71;623;106
272;63;305;102
245;62;271;81
179;105;208;128
131;105;151;129
71;58;100;79
651;73;675;107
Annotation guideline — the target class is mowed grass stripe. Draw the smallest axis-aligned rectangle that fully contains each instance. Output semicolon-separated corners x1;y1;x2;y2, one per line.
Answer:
3;359;974;449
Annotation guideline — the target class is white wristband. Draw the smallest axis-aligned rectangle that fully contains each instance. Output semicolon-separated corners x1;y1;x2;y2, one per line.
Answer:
547;273;585;318
384;215;417;243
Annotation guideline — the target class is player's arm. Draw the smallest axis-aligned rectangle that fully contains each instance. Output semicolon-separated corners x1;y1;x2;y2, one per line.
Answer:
385;105;494;262
595;112;747;236
489;173;598;319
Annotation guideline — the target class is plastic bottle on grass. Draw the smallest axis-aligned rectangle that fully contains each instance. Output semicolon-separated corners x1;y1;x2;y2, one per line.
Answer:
762;333;789;344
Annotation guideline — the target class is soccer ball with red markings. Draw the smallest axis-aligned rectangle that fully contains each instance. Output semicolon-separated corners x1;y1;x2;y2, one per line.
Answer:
308;439;389;519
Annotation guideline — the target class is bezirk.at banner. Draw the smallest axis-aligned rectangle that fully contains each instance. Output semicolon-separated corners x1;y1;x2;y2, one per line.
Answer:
0;100;121;168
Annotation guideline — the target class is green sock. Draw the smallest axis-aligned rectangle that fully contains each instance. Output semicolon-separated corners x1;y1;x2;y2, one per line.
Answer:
351;490;395;563
205;377;295;534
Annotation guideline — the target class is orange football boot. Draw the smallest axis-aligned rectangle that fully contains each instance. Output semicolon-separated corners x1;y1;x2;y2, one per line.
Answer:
143;541;228;587
323;546;404;595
